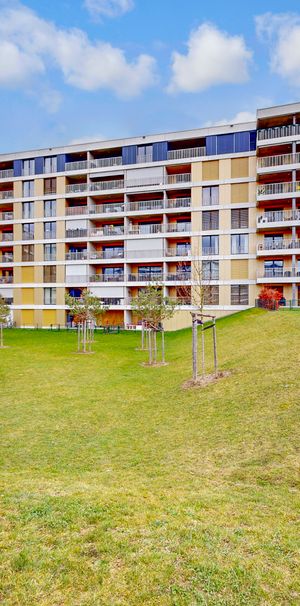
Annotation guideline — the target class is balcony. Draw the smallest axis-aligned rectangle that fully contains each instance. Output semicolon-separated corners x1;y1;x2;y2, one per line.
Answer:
90;226;124;237
167;147;206;161
0;211;13;221
0;169;14;179
65;157;122;172
128;273;163;282
66;206;89;216
257;268;300;281
0;191;13;200
89;273;124;283
1;232;13;242
1;253;13;263
127;199;164;212
167;222;191;233
166;272;191;281
257;239;300;254
166;248;191;257
257;210;300;228
66;229;88;239
0;276;13;283
257;124;300;142
65;251;88;261
257;181;300;199
89;250;124;260
91;202;125;215
257;153;300;172
66;179;124;194
128;224;163;235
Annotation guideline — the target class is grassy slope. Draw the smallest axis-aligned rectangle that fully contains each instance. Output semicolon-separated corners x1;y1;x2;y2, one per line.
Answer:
0;308;299;606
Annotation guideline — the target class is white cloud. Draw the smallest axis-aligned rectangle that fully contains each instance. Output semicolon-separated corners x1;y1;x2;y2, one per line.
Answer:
204;111;256;127
256;12;300;87
168;23;252;93
0;3;156;98
84;0;134;18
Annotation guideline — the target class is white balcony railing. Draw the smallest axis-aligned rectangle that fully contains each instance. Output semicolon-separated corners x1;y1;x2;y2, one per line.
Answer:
257;268;300;279
0;191;13;200
65;251;88;261
1;254;13;263
166;222;191;233
257;124;300;141
0;169;14;179
65;157;122;172
257;181;300;197
0;211;13;221
90;274;124;283
89;250;124;260
257;153;300;169
257;239;300;252
0;276;13;283
167;147;206;161
1;232;13;241
257;210;300;225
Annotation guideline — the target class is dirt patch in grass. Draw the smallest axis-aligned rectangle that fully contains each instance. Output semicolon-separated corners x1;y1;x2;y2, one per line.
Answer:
182;370;232;389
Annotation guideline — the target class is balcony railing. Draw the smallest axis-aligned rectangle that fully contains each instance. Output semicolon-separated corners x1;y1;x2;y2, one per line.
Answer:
167;222;191;233
257;124;300;141
2;232;13;241
89;273;124;282
89;250;124;260
167;147;206;160
257;239;300;252
65;157;122;172
0;191;13;200
127;199;164;212
66;251;88;261
202;247;219;256
1;254;13;263
90;226;124;237
0;276;13;283
258;268;300;278
257;181;300;197
66;229;88;239
91;202;125;214
257;210;300;225
257;153;300;169
128;273;163;282
66;179;124;194
0;169;14;179
0;211;13;221
128;224;163;235
166;272;192;281
167;173;191;185
66;206;89;216
166;197;191;209
166;248;191;257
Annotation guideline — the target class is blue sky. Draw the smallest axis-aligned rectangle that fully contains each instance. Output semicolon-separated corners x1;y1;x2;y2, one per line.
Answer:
1;0;300;152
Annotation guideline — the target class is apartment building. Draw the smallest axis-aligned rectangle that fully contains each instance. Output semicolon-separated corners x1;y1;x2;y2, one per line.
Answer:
0;101;299;330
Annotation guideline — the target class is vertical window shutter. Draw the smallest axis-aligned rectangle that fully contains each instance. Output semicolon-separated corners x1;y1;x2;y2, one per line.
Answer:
152;142;168;162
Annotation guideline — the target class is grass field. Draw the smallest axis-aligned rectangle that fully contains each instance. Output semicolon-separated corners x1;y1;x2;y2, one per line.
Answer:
0;308;299;605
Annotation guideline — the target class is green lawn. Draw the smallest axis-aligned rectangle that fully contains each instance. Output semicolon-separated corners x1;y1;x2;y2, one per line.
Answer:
0;309;299;605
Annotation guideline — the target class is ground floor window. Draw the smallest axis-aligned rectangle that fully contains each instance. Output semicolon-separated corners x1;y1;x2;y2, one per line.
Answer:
231;285;249;305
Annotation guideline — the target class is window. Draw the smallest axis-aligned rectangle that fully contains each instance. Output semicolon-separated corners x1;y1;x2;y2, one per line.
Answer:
43;266;56;283
203;286;219;305
44;178;56;195
176;242;191;256
202;260;219;280
264;260;283;277
23;181;34;197
138;266;163;278
44;287;56;305
264;234;283;250
44;222;56;239
22;223;34;240
44;156;57;174
202;235;219;255
44;200;56;218
22;159;35;176
22;202;34;219
231;234;249;254
231;208;249;229
202;210;219;230
44;244;56;261
22;244;34;261
231;285;249;305
137;145;153;163
202;186;219;206
103;246;124;259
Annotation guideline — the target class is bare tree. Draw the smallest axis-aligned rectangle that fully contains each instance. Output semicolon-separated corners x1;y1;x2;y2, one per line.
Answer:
132;283;176;365
65;289;108;353
0;298;9;349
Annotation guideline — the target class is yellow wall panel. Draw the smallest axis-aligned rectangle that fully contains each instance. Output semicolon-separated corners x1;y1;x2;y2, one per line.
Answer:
42;310;57;326
231;183;249;203
219;159;231;180
202;160;219;181
21;267;35;282
21;288;34;304
231;260;249;279
21;310;34;326
231;158;249;178
191;162;202;182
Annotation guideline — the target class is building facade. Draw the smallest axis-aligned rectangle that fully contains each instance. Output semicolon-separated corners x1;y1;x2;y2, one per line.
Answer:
0;102;299;330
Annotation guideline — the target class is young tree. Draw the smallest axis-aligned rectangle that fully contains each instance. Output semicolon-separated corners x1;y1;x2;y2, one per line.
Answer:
65;289;108;353
0;298;10;349
132;284;176;365
258;286;282;310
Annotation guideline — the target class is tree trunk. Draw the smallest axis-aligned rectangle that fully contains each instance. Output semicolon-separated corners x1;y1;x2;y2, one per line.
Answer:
141;321;145;350
148;329;153;365
161;329;165;364
153;330;157;364
192;316;198;381
213;320;218;377
201;326;205;379
77;323;81;352
83;320;87;353
0;323;3;348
